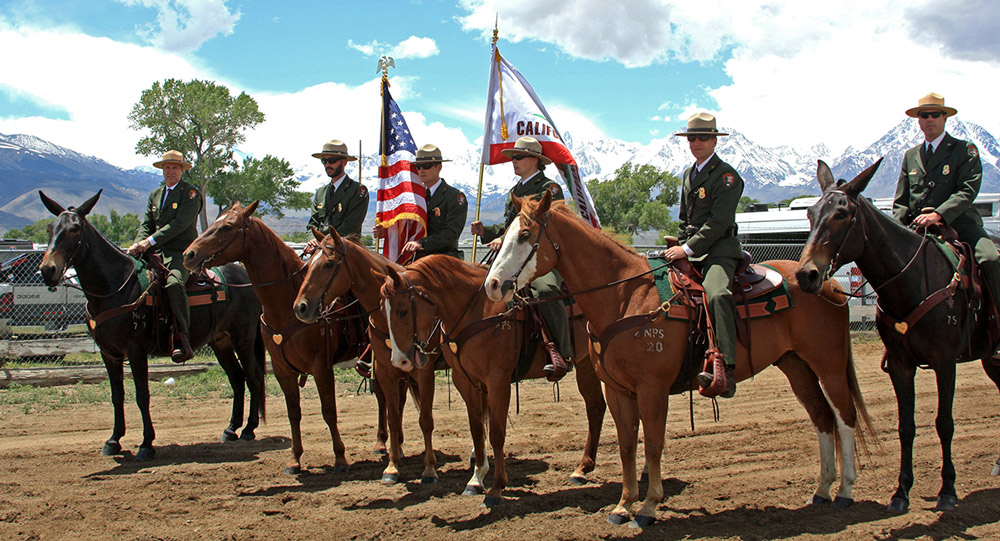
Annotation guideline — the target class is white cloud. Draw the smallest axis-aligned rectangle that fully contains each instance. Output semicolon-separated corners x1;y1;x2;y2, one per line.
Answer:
347;36;439;59
118;0;240;53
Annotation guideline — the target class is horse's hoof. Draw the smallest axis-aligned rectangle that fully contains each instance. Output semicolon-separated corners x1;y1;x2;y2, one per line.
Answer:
135;446;156;461
463;485;483;496
284;465;301;475
887;497;909;514
935;494;958;511
481;495;503;508
373;447;388;456
239;431;256;442
809;495;831;506
832;496;854;509
629;515;656;529
568;475;588;485
102;441;122;456
420;476;438;485
639;472;649;483
607;512;630;525
221;428;238;442
381;472;399;485
333;465;349;473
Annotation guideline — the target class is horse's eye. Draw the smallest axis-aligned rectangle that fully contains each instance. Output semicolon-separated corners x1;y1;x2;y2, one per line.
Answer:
324;260;334;269
398;308;408;318
221;224;232;231
834;208;848;219
518;230;530;242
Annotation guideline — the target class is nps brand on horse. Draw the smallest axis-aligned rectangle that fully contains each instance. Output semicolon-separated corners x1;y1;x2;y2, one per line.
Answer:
378;255;607;507
183;201;370;475
484;190;875;528
292;227;443;486
38;191;266;459
795;159;1000;513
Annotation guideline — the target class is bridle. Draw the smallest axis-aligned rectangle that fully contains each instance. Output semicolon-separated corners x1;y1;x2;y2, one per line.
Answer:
391;272;443;357
50;211;138;299
499;212;562;295
195;211;307;288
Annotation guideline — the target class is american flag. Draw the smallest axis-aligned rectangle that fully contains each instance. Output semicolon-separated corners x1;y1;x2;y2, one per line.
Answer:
377;80;427;262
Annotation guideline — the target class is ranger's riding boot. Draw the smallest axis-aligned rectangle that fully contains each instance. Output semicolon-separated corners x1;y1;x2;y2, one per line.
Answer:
172;332;194;364
166;283;193;363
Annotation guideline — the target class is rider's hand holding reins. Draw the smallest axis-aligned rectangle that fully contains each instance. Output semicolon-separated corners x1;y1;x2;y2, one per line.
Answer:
912;211;943;228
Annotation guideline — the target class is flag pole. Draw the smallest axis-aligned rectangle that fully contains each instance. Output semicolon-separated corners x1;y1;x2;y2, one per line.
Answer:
376;57;393;256
471;162;485;261
473;17;501;262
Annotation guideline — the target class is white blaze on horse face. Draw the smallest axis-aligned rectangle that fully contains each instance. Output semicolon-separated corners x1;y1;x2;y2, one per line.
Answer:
485;216;536;302
384;299;413;372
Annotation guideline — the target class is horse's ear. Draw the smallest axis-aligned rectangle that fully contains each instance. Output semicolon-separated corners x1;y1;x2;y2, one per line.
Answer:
535;188;553;216
328;226;343;246
39;191;65;216
841;158;883;199
310;226;325;242
76;189;102;217
512;194;523;212
816;160;836;193
243;200;260;217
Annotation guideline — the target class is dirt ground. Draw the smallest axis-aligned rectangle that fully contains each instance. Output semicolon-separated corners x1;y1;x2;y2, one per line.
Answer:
1;341;999;540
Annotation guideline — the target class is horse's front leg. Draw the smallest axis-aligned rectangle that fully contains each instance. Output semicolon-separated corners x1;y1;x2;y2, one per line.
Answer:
887;356;917;513
452;369;489;497
101;352;126;456
415;362;439;484
274;364;304;474
980;358;1000;476
372;369;389;456
605;385;640;525
129;353;156;461
214;346;245;442
482;377;512;508
312;367;349;472
934;362;958;511
376;370;406;484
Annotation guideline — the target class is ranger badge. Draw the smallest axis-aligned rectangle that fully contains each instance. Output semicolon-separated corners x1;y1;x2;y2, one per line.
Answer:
942;164;950;175
698;187;706;199
172;202;178;209
433;207;441;217
723;173;735;187
548;184;559;195
337;203;342;212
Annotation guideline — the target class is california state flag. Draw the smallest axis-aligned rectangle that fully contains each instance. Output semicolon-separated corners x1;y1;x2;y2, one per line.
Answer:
481;44;600;228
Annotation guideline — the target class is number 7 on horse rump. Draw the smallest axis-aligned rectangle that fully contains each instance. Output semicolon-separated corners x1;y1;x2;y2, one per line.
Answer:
484;190;876;528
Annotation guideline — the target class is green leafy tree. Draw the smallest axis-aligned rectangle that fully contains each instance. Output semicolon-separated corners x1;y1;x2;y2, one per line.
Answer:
4;218;54;243
89;211;141;247
281;231;311;242
210;155;311;218
587;162;681;243
128;78;266;230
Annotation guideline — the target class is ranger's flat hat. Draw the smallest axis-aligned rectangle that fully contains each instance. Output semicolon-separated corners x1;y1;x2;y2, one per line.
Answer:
414;144;452;163
152;150;193;170
499;136;552;165
312;140;358;161
674;112;729;137
905;93;957;118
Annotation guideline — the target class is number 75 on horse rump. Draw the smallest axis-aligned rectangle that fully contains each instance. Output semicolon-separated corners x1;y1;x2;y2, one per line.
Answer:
484;190;876;528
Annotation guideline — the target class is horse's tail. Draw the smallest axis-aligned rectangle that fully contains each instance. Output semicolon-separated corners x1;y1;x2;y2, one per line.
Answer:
846;346;880;460
254;321;267;424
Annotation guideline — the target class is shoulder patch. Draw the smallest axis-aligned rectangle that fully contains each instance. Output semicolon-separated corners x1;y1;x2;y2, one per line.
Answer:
457;193;466;205
358;185;368;197
548;184;560;195
969;143;979;159
188;189;197;200
723;173;735;187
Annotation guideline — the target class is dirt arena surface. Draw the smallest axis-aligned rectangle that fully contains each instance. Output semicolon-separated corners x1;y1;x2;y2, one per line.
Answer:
1;341;998;540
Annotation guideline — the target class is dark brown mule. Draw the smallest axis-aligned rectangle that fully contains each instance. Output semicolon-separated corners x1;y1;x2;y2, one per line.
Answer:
183;201;377;474
796;160;1000;513
484;191;875;527
292;227;441;485
378;255;607;507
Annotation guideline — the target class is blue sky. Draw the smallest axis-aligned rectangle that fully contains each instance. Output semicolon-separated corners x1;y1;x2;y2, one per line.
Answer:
1;0;999;171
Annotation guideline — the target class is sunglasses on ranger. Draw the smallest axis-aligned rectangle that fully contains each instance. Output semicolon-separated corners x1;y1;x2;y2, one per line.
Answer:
687;135;715;142
918;111;944;119
321;157;343;164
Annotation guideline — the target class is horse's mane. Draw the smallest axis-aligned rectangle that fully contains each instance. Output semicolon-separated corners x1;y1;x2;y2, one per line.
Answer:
250;216;304;269
521;198;639;256
409;255;488;292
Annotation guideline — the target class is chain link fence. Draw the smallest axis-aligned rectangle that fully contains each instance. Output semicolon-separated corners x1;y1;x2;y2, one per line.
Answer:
1;241;876;367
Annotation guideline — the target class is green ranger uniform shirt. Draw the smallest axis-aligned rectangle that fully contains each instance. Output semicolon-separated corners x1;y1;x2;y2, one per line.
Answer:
480;172;564;243
136;179;203;255
893;133;983;228
419;179;469;259
678;154;744;261
308;175;369;236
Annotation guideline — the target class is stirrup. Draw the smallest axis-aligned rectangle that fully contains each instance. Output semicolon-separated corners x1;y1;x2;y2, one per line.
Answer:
543;341;568;382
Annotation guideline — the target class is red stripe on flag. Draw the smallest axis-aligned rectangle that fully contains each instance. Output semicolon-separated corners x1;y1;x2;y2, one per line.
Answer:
488;141;577;166
376;181;426;201
378;161;415;178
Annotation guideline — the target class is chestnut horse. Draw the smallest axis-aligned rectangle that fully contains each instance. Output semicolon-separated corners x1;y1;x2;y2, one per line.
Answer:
795;159;1000;512
484;191;874;527
183;201;375;474
38;191;266;459
378;255;608;507
292;227;442;485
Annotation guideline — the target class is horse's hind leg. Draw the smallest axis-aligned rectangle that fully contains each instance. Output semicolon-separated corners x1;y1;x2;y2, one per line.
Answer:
983;359;1000;475
213;345;246;442
775;354;842;505
632;387;669;528
571;357;606;484
232;335;265;441
933;362;958;511
886;357;917;513
129;353;156;461
101;353;126;456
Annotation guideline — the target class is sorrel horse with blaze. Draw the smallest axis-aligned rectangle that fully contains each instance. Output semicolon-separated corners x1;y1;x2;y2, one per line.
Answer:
38;191;266;459
378;255;607;507
795;159;1000;513
183;201;376;474
292;227;442;485
484;191;875;527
